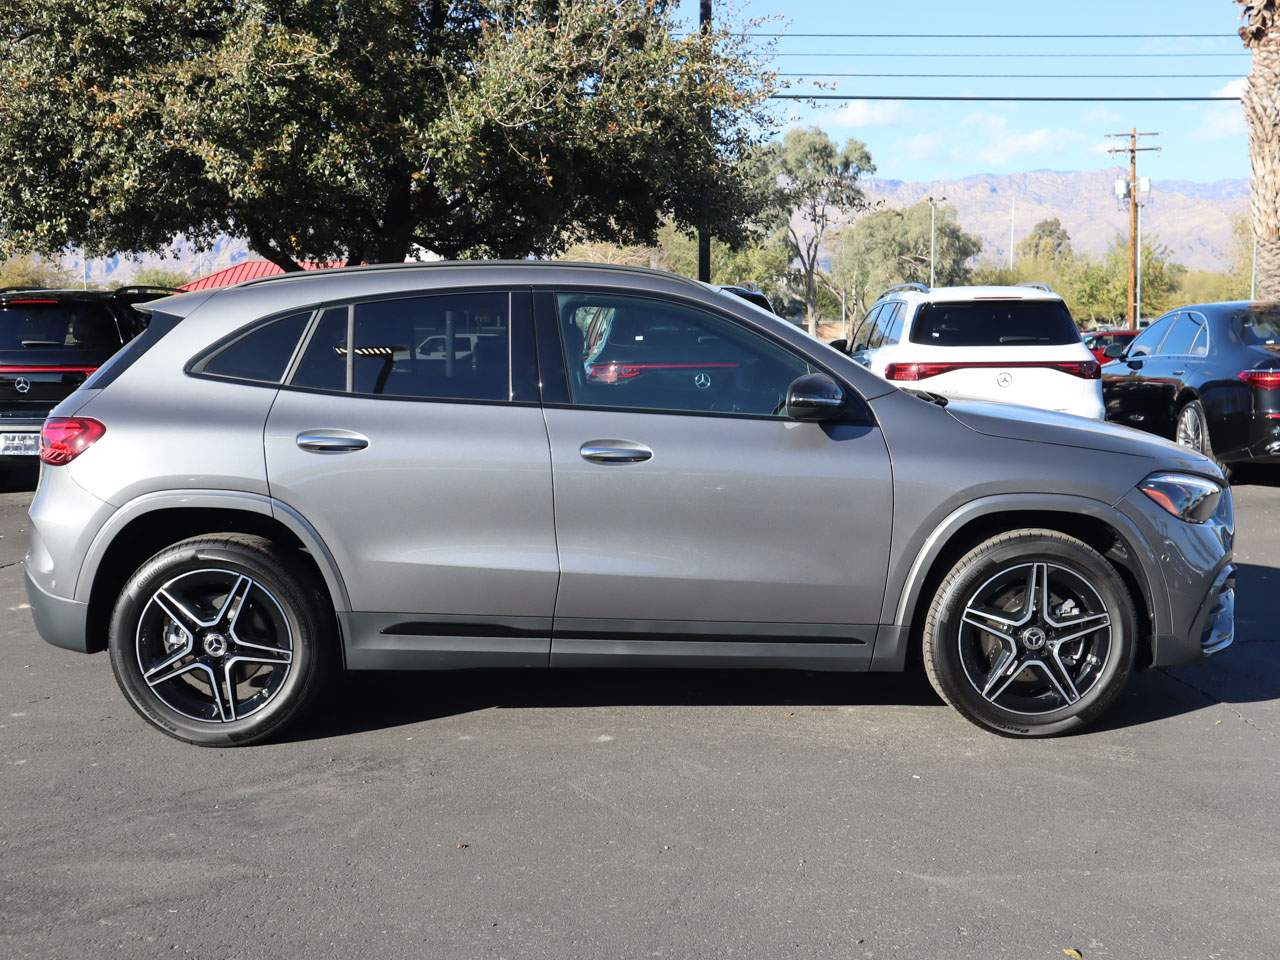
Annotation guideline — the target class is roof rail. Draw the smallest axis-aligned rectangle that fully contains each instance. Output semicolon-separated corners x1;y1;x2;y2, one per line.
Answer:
0;285;43;294
238;259;709;293
1016;281;1053;293
878;282;929;299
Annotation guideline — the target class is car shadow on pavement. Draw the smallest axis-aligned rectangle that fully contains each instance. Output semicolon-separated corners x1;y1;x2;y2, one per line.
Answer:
280;667;948;743
283;559;1280;743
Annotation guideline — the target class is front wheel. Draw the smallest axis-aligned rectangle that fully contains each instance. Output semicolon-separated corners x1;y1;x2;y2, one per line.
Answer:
108;534;333;746
922;529;1136;737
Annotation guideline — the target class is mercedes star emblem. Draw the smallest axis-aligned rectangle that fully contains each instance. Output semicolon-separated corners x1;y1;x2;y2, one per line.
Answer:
996;372;1013;388
13;377;30;394
693;372;712;389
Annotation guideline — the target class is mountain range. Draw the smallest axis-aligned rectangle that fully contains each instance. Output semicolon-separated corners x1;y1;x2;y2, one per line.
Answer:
862;167;1249;272
65;167;1250;285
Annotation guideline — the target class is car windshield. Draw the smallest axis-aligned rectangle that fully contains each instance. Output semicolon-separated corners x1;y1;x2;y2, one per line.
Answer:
0;300;121;350
909;299;1081;347
1237;305;1280;345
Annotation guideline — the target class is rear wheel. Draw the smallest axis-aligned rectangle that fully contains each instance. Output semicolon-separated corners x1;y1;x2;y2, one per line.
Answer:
1175;399;1230;477
922;529;1136;737
108;534;333;746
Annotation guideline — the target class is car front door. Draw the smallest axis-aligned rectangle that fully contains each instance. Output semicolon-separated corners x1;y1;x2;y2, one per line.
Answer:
535;289;894;669
264;288;559;667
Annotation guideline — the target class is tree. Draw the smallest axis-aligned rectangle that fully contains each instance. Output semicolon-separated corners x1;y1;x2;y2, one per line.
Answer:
1017;218;1074;264
131;266;196;289
832;201;982;319
761;127;875;336
561;223;793;310
0;254;75;290
1238;1;1280;298
0;1;776;271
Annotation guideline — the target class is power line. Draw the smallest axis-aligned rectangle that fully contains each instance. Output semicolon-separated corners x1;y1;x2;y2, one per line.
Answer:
771;51;1246;58
778;72;1243;79
733;32;1240;39
770;94;1239;102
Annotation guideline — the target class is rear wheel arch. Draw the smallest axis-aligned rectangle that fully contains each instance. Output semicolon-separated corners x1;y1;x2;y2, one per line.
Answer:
897;504;1157;671
82;500;345;655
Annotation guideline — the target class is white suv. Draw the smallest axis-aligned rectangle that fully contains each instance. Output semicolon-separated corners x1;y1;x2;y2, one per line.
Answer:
838;283;1104;420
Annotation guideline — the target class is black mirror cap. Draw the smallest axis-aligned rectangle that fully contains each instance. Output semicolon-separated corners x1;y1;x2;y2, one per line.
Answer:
1103;343;1127;359
828;338;848;353
786;372;847;422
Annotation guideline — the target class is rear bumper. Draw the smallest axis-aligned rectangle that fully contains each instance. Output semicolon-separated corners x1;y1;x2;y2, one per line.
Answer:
24;565;90;653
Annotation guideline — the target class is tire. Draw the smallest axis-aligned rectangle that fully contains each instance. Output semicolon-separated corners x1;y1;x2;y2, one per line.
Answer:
1175;399;1231;479
922;529;1136;737
108;534;334;746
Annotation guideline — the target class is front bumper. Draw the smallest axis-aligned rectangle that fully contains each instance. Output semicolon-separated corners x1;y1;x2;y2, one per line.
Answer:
1118;485;1236;668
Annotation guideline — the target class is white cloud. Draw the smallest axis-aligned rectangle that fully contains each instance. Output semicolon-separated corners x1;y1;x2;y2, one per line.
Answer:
832;99;908;128
1191;79;1247;142
957;113;1089;167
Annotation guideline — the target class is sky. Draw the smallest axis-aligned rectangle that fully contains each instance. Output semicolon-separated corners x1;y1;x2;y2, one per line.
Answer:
673;0;1249;185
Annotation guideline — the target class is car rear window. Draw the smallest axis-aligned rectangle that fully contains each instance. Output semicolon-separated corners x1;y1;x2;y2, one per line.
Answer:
909;300;1081;347
0;299;121;351
1238;306;1280;345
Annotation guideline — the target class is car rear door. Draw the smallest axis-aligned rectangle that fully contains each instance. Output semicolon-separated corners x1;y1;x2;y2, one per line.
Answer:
263;288;559;668
535;289;893;670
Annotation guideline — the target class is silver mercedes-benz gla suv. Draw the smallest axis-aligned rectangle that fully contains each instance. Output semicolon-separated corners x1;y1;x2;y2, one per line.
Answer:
23;263;1235;745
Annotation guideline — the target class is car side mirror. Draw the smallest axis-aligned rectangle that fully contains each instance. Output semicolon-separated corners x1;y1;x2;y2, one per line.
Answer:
828;338;848;353
1103;343;1127;359
786;373;846;422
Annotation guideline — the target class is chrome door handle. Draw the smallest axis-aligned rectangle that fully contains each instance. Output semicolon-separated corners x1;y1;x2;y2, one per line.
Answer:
1171;369;1185;376
580;439;652;464
296;430;369;453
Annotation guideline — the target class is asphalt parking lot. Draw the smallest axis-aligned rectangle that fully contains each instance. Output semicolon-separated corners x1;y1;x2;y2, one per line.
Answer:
1;462;1278;960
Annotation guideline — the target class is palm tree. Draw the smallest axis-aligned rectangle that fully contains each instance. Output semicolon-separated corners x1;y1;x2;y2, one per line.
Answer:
1239;1;1280;298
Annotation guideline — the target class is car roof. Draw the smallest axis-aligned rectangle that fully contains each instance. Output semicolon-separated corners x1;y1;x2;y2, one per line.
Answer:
137;260;716;318
909;285;1063;303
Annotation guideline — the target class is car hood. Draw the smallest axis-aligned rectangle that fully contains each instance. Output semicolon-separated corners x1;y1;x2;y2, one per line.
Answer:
942;398;1223;478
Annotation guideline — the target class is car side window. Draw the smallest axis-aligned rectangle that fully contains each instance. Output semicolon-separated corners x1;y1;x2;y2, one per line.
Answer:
852;305;881;351
1128;315;1173;357
866;306;889;350
881;302;905;346
351;292;509;400
1159;314;1200;356
199;311;312;383
1189;317;1209;357
555;292;811;418
290;307;350;392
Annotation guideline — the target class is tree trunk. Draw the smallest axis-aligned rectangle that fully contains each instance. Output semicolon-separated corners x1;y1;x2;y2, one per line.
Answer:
1244;37;1280;299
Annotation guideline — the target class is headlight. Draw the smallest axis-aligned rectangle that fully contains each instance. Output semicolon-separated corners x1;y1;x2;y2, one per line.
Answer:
1139;472;1223;524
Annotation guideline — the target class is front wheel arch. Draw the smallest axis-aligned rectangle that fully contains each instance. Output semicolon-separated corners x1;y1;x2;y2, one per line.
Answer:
895;504;1156;672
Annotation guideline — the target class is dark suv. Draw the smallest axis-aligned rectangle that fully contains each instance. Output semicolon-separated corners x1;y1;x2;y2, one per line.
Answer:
0;287;171;459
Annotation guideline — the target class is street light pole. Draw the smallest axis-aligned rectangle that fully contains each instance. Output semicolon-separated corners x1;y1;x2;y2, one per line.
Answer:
696;0;712;283
927;195;946;288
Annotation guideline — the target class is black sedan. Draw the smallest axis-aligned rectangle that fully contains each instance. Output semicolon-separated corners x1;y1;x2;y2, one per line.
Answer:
1101;301;1280;468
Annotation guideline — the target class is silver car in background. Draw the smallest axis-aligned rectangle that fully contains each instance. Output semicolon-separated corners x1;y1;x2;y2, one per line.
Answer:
23;263;1235;745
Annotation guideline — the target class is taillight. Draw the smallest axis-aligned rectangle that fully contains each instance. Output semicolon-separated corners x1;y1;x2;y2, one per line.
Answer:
39;417;105;465
884;360;1100;381
1238;369;1280;390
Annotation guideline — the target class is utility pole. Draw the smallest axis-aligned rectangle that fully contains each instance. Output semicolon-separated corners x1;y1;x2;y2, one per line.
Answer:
927;194;946;288
696;0;712;283
1106;128;1160;329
